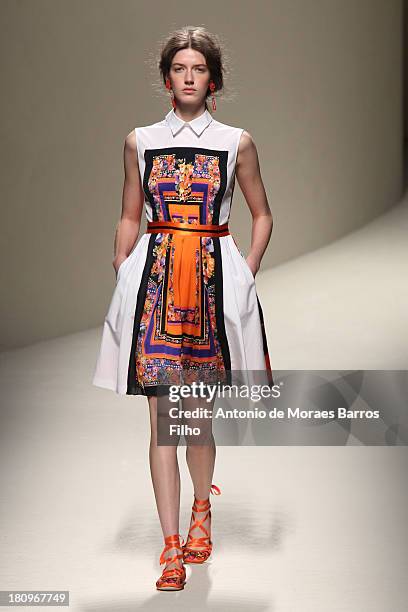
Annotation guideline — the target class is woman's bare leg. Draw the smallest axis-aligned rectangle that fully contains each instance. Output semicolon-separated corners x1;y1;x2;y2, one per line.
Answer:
184;394;217;548
185;435;216;499
148;395;182;571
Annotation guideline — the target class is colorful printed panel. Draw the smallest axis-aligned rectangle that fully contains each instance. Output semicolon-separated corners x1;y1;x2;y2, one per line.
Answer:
142;147;228;225
127;147;231;395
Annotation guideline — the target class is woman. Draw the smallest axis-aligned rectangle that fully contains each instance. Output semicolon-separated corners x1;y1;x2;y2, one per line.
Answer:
92;26;273;591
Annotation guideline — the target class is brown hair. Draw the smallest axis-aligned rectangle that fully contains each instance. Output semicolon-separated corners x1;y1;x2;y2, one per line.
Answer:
157;26;226;110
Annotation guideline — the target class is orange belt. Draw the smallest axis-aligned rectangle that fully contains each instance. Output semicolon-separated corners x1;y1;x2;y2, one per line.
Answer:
147;220;230;237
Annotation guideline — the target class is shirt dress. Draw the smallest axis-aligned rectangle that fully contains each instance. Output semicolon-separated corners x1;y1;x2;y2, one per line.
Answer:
92;108;273;396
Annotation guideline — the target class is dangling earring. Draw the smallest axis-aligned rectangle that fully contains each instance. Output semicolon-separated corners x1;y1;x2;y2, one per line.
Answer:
165;78;176;109
209;80;216;111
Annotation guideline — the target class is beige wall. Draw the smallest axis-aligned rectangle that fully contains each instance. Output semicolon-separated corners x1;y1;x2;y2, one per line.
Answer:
0;0;403;349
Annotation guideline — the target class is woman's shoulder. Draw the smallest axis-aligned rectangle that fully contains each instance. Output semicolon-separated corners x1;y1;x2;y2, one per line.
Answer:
134;117;167;132
124;118;167;151
211;116;244;135
123;118;165;142
210;119;257;160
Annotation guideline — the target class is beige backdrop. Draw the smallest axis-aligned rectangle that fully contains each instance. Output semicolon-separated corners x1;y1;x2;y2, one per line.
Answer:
0;0;403;349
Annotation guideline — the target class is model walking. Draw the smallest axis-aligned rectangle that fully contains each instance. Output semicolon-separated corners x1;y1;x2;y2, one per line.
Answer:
93;25;273;590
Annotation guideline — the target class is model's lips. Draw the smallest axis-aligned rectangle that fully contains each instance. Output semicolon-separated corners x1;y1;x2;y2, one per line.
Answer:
183;88;196;92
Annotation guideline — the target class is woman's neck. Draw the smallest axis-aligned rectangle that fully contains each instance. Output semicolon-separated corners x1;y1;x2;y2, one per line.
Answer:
173;105;207;122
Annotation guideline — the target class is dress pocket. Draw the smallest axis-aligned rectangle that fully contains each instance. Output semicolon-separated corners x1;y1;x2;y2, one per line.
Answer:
238;248;255;282
243;257;255;281
116;257;128;282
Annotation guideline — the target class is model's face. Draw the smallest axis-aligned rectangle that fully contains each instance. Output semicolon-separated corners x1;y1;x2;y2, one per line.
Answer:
169;48;210;105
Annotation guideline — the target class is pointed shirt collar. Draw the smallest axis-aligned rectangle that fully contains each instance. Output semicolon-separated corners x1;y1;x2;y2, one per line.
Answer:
165;108;213;136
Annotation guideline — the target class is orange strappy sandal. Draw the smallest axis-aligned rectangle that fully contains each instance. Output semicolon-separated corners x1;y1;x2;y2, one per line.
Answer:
182;483;221;564
156;533;186;591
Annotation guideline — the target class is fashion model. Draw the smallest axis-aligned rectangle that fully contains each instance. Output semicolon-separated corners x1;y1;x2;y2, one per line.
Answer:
92;26;273;591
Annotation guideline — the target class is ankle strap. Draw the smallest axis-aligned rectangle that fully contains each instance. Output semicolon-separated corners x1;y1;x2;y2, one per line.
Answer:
164;533;184;544
160;533;185;565
193;483;221;509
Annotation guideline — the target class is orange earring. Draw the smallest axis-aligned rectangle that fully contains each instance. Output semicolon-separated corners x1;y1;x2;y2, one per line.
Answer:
165;78;176;109
209;81;216;111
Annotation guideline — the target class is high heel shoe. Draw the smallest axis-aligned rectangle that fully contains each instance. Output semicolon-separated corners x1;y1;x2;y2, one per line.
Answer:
156;533;186;591
182;483;221;564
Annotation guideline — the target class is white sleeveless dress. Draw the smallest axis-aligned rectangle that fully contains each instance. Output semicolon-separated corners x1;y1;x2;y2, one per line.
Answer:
92;108;273;396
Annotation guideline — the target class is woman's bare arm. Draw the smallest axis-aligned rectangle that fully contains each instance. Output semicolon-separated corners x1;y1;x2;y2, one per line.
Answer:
112;130;145;275
235;131;273;277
